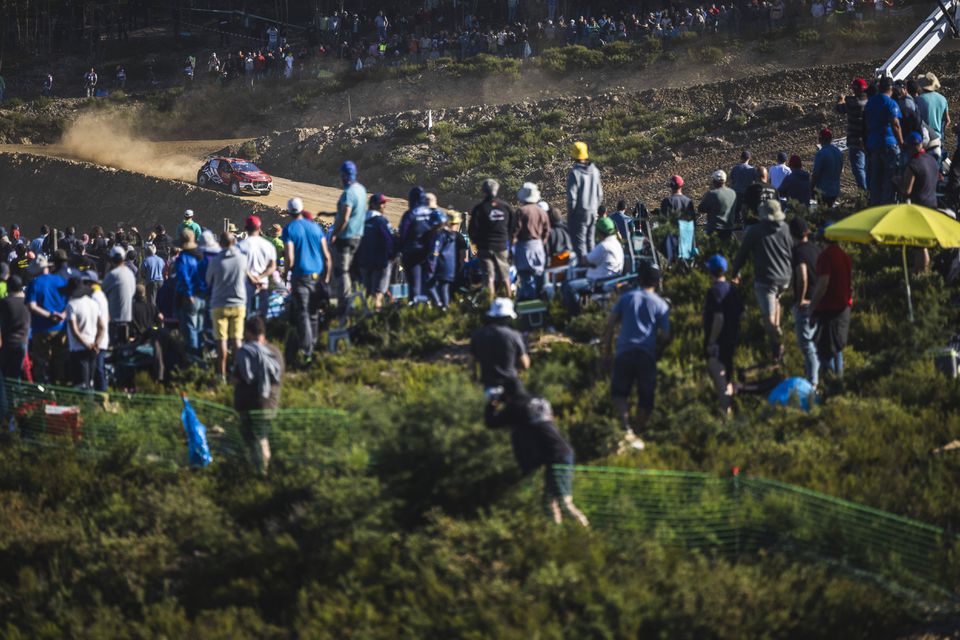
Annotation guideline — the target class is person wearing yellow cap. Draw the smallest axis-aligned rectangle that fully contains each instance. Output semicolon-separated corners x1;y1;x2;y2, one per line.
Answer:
566;141;603;262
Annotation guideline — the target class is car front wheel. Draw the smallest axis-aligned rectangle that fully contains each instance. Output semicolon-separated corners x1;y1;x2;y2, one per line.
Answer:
230;181;240;195
198;174;208;187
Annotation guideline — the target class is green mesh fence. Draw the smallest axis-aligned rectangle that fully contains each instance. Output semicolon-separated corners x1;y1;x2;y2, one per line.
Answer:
558;465;957;601
1;379;354;469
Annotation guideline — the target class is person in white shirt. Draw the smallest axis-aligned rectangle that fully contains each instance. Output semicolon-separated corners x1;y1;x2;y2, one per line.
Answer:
63;278;104;389
768;151;792;190
237;215;277;318
584;217;624;281
82;270;110;392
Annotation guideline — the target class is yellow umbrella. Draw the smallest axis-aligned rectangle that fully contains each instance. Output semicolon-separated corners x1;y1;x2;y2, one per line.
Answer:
825;204;960;321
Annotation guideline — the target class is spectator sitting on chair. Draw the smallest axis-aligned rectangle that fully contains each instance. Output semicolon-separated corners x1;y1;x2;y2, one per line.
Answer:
583;217;624;281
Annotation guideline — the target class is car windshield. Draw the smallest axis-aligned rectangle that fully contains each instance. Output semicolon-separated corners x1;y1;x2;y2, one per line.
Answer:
231;162;260;172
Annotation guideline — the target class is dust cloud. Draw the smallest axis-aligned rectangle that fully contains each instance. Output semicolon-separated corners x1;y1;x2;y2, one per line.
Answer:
58;113;198;182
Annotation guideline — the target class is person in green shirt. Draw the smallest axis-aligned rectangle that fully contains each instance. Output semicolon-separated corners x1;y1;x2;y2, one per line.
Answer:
0;262;8;299
175;209;202;241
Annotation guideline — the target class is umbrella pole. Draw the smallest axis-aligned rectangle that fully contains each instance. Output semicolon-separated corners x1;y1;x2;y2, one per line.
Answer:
902;245;915;323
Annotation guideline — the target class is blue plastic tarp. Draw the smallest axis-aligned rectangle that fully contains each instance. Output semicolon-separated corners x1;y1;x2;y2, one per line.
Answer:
767;377;817;412
181;397;213;467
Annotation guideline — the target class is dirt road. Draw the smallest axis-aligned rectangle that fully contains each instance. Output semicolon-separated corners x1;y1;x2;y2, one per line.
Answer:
0;135;407;223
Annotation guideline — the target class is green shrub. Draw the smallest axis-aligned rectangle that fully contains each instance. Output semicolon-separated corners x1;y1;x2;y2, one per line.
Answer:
794;28;822;45
291;93;310;111
697;46;724;64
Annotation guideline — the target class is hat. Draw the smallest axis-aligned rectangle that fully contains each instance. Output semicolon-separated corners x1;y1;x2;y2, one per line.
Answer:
909;131;924;144
571;141;589;161
200;230;219;251
245;215;262;231
340;160;358;182
80;269;100;283
179;228;198;250
820;128;833;141
183;209;195;219
670;175;684;188
287;197;304;213
226;222;239;234
487;297;517;319
145;242;157;255
447;210;462;225
788;154;803;170
597;217;616;236
58;277;88;299
776;151;788;164
109;246;126;261
789;217;809;237
851;77;868;91
760;199;786;222
537;200;550;212
517;182;541;204
712;169;727;183
919;72;941;92
370;193;389;207
428;209;449;227
269;223;282;235
705;254;728;274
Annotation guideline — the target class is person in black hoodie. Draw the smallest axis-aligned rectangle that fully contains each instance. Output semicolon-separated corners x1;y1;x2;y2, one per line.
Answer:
469;178;515;302
398;186;435;304
546;205;574;268
485;377;589;527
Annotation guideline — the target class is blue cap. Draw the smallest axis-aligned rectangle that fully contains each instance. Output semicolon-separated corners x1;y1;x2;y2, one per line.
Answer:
706;254;728;274
429;209;449;227
909;131;923;144
340;160;357;180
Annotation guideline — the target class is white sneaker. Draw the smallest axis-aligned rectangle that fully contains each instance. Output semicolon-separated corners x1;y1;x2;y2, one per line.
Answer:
618;429;645;453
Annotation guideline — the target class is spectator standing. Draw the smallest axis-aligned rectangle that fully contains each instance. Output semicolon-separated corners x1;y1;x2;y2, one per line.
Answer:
812;128;844;206
84;68;98;97
916;72;950;150
484;378;589;527
470;298;530;391
812;231;853;380
546;206;574;267
778;155;812;206
82;270;110;391
355;193;395;310
283;197;331;364
699;169;737;238
469;179;515;302
901;131;939;208
732;200;793;363
768;152;792;190
602;265;670;452
206;232;248;380
0;276;30;379
63;278;104;389
702;255;743;416
152;225;173;260
837;78;869;191
140;243;165;306
743;166;778;224
25;256;68;383
513;182;550;300
790;218;820;386
102;247;135;346
660;175;695;217
427;212;461;308
728;150;755;221
174;229;208;358
237;216;276;318
566;142;603;261
233;316;283;474
330;161;368;307
398;187;436;303
864;76;903;205
175;210;202;242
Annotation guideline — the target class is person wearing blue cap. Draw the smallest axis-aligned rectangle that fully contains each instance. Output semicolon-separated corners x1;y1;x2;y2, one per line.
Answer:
331;160;368;310
901;130;939;209
703;254;743;416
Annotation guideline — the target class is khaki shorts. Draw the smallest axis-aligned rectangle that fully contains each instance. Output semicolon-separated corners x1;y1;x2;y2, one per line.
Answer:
212;306;245;341
478;248;511;290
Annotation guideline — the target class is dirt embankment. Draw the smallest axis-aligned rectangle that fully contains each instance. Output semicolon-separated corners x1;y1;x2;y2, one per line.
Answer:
0;153;285;233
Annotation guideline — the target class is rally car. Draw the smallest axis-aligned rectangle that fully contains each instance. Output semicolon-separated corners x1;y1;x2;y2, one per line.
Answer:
197;157;273;196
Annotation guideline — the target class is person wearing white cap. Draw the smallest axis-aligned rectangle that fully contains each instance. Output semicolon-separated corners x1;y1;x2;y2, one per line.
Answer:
513;182;550;300
469;297;530;393
176;209;201;243
698;169;737;239
282;194;331;364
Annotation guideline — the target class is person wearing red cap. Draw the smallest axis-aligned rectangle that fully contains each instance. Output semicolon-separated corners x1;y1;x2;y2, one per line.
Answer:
812;128;843;207
238;215;277;319
835;78;869;191
660;175;694;217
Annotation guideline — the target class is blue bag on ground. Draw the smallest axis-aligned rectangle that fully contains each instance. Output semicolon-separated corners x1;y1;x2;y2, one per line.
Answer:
181;396;213;467
767;377;817;412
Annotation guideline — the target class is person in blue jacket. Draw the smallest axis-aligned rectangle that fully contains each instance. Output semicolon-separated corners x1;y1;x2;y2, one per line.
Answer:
397;186;435;304
428;211;461;308
174;229;208;358
355;193;395;310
